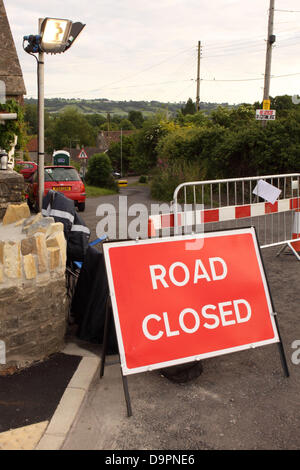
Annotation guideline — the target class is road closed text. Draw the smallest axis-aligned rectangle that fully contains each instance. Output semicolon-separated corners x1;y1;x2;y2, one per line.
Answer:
143;257;251;341
142;300;251;341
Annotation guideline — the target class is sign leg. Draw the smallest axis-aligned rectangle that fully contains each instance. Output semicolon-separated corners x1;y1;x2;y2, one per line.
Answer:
120;366;132;417
100;295;133;416
277;341;290;378
100;295;111;378
274;316;290;378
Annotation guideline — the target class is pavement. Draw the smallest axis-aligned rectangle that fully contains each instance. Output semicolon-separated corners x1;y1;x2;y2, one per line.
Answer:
0;339;106;450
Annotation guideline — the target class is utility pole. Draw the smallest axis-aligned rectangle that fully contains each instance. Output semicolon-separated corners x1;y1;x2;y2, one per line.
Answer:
120;128;123;178
263;0;275;110
196;41;201;112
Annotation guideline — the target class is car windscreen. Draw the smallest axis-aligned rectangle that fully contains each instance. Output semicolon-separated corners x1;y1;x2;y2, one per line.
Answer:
44;167;81;182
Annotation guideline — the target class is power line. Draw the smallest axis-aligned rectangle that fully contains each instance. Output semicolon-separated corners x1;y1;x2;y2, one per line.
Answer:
43;79;194;96
275;9;300;13
38;46;195;97
40;69;300;98
200;71;300;83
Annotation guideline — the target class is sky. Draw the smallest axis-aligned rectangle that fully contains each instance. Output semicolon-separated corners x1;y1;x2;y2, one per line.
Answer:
4;0;300;105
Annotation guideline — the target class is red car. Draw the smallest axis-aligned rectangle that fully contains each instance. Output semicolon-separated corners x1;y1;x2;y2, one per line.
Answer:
16;161;38;180
27;165;86;212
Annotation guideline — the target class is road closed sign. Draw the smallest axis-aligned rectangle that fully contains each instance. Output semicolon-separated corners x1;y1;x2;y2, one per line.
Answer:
103;228;279;375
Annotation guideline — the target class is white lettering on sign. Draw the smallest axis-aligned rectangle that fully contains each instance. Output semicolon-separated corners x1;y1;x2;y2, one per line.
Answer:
142;299;252;341
149;257;228;290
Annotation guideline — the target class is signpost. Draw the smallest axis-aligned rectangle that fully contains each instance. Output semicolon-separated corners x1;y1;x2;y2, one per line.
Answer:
256;109;276;121
101;228;288;414
78;148;88;160
78;148;88;179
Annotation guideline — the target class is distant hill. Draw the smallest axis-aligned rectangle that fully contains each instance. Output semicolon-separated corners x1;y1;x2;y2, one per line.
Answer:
24;98;232;117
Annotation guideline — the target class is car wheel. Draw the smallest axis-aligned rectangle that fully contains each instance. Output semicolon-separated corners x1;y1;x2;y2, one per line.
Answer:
77;202;85;212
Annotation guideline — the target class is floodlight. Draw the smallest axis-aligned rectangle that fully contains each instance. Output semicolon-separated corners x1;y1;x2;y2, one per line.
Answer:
40;18;72;54
64;22;86;52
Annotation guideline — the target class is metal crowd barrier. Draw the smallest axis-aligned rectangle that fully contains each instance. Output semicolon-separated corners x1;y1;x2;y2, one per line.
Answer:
148;173;300;259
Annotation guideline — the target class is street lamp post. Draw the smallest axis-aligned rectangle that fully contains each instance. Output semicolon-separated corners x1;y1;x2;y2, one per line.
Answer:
23;18;85;210
38;19;45;212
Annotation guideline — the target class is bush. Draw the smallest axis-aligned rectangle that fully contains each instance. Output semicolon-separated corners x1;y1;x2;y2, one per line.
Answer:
150;160;205;202
139;175;148;183
86;153;118;190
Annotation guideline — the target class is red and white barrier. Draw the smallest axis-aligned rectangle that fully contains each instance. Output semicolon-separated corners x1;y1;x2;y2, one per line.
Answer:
148;197;300;238
291;210;300;252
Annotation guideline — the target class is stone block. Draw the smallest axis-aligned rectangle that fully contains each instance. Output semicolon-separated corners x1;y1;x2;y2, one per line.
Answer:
46;222;64;238
22;217;55;237
23;254;37;280
14;218;25;227
21;237;34;256
0;241;3;263
23;212;43;228
3;241;21;279
48;247;61;271
33;233;48;273
46;231;66;267
3;203;30;225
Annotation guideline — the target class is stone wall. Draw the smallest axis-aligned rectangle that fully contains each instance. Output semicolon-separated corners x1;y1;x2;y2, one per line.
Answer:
0;203;68;373
0;170;24;219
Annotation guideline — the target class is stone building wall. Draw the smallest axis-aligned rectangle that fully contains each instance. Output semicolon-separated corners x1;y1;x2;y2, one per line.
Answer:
0;203;68;373
0;170;24;219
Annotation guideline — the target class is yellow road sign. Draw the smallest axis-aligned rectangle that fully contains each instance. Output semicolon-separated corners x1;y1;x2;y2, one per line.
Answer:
263;100;271;110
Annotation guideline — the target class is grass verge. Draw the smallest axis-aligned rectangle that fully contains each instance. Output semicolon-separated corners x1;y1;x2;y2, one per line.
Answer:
85;185;117;198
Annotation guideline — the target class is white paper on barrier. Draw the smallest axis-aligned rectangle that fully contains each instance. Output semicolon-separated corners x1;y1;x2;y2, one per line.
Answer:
253;179;282;205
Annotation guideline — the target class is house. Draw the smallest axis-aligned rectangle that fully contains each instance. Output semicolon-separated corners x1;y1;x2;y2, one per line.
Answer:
0;0;26;105
97;130;135;150
26;136;38;161
26;136;52;164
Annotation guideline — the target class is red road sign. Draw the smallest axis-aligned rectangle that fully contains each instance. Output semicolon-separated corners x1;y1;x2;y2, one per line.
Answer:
255;109;276;120
78;148;88;159
103;228;279;375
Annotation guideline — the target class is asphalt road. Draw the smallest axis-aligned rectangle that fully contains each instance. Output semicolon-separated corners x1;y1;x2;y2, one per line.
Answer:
82;179;161;242
64;182;300;450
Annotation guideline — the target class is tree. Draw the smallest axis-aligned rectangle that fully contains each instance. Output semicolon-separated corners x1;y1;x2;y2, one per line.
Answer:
85;113;107;128
128;110;144;128
181;98;196;116
133;115;170;172
119;119;135;130
24;102;52;137
45;107;96;151
86;153;117;189
24;103;38;135
107;134;136;174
